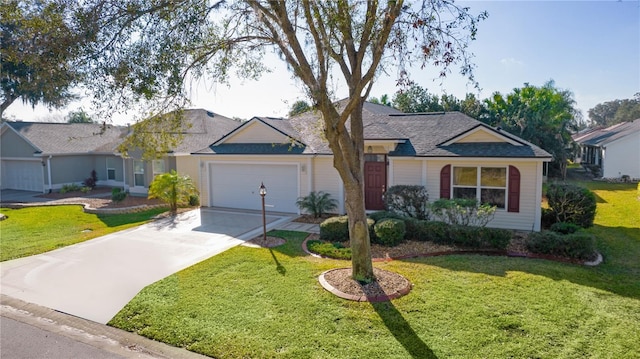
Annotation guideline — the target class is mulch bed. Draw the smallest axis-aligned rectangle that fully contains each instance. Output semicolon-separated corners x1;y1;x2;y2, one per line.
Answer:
245;235;286;248
320;268;412;302
29;187;165;209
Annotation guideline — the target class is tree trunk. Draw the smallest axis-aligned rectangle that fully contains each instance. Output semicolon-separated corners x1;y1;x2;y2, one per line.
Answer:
344;172;375;282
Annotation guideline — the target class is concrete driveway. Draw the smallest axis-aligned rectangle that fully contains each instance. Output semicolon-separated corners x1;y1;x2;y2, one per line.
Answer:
0;208;292;324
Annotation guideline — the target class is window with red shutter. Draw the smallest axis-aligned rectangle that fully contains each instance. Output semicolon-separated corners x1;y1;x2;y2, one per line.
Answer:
440;165;451;199
508;165;520;212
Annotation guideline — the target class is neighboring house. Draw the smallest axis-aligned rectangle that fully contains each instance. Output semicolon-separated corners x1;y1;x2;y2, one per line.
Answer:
574;119;640;179
186;102;551;231
1;121;126;192
122;109;239;196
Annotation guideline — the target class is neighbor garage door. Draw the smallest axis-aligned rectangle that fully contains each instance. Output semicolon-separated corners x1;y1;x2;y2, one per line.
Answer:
209;163;299;213
1;160;44;192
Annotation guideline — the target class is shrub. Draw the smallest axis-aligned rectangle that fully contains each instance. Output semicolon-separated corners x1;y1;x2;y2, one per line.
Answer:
541;207;556;229
148;170;199;213
477;227;512;250
111;187;127;202
296;191;338;218
60;183;81;194
546;183;597;228
430;198;496;227
320;216;375;242
320;216;349;241
188;194;200;207
306;240;351;260
83;170;98;189
368;211;404;223
80;186;91;193
550;222;581;234
383;185;430;220
526;231;596;260
373;218;406;246
421;221;449;243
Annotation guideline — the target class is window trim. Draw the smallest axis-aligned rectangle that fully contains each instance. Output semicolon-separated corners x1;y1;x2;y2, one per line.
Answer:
106;158;117;181
133;160;145;187
152;159;166;177
451;165;508;210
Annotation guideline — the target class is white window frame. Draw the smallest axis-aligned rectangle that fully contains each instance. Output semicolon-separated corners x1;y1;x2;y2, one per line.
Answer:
106;158;117;181
152;159;166;177
133;160;145;187
452;166;507;209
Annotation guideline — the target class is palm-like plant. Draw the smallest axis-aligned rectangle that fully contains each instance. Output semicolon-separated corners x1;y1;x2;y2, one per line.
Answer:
296;191;338;218
148;170;198;213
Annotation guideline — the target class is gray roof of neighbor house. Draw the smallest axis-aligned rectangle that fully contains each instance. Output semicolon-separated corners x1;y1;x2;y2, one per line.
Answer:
4;121;127;154
166;109;241;153
573;119;640;147
203;101;551;158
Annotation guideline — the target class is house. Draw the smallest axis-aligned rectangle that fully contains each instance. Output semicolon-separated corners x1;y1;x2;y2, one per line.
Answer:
573;119;640;179
184;102;552;231
1;121;127;192
1;102;552;231
0;109;238;194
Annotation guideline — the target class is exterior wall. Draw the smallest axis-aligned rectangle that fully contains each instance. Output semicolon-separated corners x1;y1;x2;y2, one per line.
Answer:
602;132;640;179
389;158;423;186
427;159;543;231
1;128;38;157
49;155;95;187
225;122;290;144
456;130;505;143
311;156;344;214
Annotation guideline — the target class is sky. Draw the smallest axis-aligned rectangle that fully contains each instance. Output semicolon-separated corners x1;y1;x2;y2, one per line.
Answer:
4;0;640;125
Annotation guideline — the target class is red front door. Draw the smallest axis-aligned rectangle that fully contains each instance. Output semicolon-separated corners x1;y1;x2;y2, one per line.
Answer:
364;160;386;210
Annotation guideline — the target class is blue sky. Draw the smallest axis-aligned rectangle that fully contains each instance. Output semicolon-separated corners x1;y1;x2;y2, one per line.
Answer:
5;0;639;124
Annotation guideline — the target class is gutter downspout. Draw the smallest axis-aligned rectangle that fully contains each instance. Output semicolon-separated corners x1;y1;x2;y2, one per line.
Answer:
47;155;52;193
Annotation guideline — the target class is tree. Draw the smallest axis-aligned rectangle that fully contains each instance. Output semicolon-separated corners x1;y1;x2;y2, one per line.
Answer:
288;100;311;117
392;84;441;113
368;94;392;107
80;0;486;282
0;0;88;118
66;109;94;123
484;81;578;179
588;94;640;128
148;170;198;214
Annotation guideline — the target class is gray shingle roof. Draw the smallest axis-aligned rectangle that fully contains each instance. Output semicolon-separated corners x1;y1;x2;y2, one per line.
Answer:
574;119;640;147
5;121;127;154
167;109;241;153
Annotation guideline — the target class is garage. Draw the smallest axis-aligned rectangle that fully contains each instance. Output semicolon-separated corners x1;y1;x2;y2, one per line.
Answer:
209;162;299;213
1;160;44;192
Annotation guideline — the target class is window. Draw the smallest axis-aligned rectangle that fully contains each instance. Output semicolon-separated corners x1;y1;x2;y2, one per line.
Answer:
134;160;145;187
106;157;117;181
452;166;506;209
152;159;165;177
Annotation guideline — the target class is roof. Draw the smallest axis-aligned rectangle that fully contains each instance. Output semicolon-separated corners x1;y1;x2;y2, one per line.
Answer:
574;119;640;147
3;121;127;154
203;100;551;159
166;109;241;153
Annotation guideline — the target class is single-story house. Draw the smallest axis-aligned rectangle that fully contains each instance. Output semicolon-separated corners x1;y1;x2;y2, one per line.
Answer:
0;109;238;194
1;102;552;231
181;102;551;231
573;119;640;179
1;121;127;192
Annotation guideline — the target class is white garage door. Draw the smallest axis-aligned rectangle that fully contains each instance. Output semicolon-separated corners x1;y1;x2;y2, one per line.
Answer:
1;160;44;192
209;163;299;213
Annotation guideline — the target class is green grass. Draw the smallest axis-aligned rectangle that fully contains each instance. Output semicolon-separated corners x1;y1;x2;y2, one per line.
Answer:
109;182;640;359
0;205;167;261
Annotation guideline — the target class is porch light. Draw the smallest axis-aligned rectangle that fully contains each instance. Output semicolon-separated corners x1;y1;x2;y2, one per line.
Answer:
259;182;267;196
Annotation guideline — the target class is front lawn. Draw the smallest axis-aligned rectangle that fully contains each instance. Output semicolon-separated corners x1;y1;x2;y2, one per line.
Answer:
0;205;167;261
110;182;640;358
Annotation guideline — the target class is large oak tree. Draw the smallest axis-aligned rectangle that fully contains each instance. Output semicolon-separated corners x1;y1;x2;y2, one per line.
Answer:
80;0;486;282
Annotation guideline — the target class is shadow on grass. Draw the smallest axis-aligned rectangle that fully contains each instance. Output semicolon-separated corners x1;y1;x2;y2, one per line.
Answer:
409;225;640;300
269;248;286;275
371;295;437;359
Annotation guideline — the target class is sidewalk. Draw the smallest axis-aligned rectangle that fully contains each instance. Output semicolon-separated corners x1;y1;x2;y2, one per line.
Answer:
275;221;320;234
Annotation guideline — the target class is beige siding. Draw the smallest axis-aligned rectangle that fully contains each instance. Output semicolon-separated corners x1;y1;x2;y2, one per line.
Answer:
427;159;543;231
225;122;290;144
456;129;507;143
311;156;343;213
602;131;640;178
390;159;422;186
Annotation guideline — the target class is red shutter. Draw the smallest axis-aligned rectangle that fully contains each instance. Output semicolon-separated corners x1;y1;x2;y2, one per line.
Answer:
440;165;451;199
508;165;520;213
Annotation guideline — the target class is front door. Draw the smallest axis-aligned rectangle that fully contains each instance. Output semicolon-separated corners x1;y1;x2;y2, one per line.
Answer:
364;155;387;210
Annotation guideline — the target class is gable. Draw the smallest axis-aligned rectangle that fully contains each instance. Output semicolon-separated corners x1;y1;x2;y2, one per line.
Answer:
1;124;40;157
222;120;291;144
444;126;522;146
